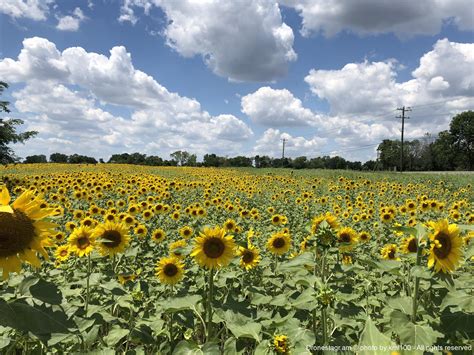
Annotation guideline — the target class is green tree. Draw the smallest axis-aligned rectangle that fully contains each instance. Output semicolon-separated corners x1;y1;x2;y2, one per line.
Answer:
170;150;192;166
450;111;474;170
50;153;69;163
0;81;38;164
24;155;47;163
431;130;455;170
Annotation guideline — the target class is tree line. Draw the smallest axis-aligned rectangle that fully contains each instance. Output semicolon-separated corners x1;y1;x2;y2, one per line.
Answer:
377;111;473;171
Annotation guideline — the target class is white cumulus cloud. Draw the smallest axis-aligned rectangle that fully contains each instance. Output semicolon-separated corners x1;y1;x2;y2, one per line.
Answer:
119;0;296;82
1;37;254;159
0;0;54;21
281;0;474;37
56;7;86;31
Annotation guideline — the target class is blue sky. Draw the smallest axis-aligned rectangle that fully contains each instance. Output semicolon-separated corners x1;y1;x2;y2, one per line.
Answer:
0;0;473;162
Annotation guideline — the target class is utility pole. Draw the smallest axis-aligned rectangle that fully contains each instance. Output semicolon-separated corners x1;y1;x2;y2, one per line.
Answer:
281;138;287;159
396;106;411;172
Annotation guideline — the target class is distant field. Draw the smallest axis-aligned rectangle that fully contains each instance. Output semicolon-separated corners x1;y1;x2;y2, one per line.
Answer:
0;164;472;353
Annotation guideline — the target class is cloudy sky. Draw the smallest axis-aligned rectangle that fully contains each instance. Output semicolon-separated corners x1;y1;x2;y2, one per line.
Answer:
0;0;473;162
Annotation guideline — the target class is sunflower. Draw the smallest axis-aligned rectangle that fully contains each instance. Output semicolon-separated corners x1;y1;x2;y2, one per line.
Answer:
156;256;185;285
179;225;193;239
266;231;291;256
273;334;290;354
0;187;56;279
400;236;417;253
68;226;96;257
118;273;137;285
169;239;187;259
237;245;261;270
381;244;400;261
359;231;370;242
311;212;339;234
134;225;148;238
427;219;463;273
93;222;130;257
271;214;284;225
336;227;359;252
151;228;166;244
341;254;353;265
51;231;66;244
223;218;237;231
381;212;394;223
190;226;236;269
55;245;71;262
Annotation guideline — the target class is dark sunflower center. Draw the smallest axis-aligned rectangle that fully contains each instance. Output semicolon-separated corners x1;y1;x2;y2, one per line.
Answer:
0;210;36;257
339;233;351;243
203;237;225;258
102;230;122;248
383;214;391;220
184;230;191;236
60;250;68;257
434;232;452;259
408;239;417;253
388;249;396;259
242;250;255;263
163;263;178;277
77;236;90;249
272;237;285;249
361;234;368;240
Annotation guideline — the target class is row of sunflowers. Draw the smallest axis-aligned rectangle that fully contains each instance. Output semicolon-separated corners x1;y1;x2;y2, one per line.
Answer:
0;164;472;354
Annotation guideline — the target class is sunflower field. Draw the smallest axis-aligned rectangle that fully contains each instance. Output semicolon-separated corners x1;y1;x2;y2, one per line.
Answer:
0;164;473;354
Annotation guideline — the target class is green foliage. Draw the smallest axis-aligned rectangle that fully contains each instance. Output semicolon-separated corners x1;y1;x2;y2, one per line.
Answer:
0;82;38;164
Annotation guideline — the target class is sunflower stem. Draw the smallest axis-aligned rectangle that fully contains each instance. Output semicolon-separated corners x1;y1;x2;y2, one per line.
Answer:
411;241;423;323
169;285;174;347
85;253;91;314
206;268;215;341
321;251;328;345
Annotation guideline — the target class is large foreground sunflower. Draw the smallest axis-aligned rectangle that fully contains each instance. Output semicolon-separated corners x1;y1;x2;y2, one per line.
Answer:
190;226;236;269
427;219;463;273
266;231;291;255
156;256;185;285
93;221;130;257
0;187;56;280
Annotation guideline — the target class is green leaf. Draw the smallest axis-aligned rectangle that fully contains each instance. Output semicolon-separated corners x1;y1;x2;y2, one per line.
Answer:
173;340;220;355
250;293;272;306
389;310;409;329
104;326;129;347
30;279;62;305
162;295;202;312
440;290;474;313
0;299;75;336
440;310;474;337
0;336;10;350
291;288;317;311
277;252;314;272
18;275;39;295
358;317;392;354
410;266;432;280
221;310;261;342
387;296;412;316
398;323;443;347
